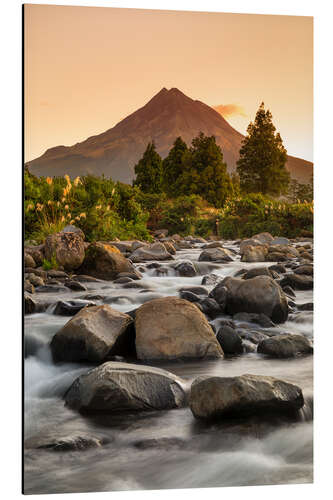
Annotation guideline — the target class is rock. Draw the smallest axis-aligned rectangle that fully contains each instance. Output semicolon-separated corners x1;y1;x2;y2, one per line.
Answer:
50;305;135;362
265;252;289;262
135;297;223;360
252;232;274;245
174;261;197;277
179;286;208;296
106;241;133;253
25;245;44;266
239;238;266;254
298;302;313;311
241;245;268;262
208;283;228;311
269;264;287;274
24;293;36;314
154;229;169;237
25;433;104;451
117;270;142;280
232;312;275;328
179;290;200;302
270;237;290;245
280;273;313;290
294;264;313;276
189;374;304;420
61;224;85;240
78;242;136;280
198;247;233;263
163;241;176;255
25;267;47;279
44;232;85;271
131;241;146;252
243;267;272;279
35;285;68;293
202;241;225;249
129;242;173;262
72;274;105;283
47;269;69;279
282;285;296;298
222;276;288;323
64;362;186;412
241;330;269;344
64;280;87;291
24;281;35;294
133;437;185;450
201;274;223;286
257;334;313;358
216;325;243;354
26;273;45;287
198;298;221;319
268;244;300;258
24;253;36;268
113;277;133;284
53;300;96;316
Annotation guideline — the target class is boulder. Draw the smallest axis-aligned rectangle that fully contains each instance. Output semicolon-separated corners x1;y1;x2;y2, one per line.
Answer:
221;275;288;323
61;224;85;240
26;273;44;287
201;274;223;286
179;286;208;296
53;299;96;316
270;237;290;245
107;241;133;253
78;242;135;280
24;281;35;294
202;241;225;249
64;280;87;291
24;293;36;315
44;232;85;271
239;238;266;254
64;362;186;412
25;433;104;451
25;244;44;267
198;298;221;319
129;242;173;262
163;241;176;255
135;297;223;360
269;264;287;274
294;264;313;276
257;334;313;358
189;374;304;420
208;283;228;311
198;247;233;263
243;267;272;279
232;311;274;327
24;253;36;268
241;245;268;262
174;261;197;277
179;290;200;302
252;232;274;245
280;273;313;290
216;325;243;354
50;305;135;362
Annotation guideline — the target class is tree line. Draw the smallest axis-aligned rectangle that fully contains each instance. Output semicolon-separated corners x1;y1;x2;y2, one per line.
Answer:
133;102;308;206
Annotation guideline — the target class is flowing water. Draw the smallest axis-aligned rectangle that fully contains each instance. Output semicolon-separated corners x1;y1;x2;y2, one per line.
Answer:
24;242;313;494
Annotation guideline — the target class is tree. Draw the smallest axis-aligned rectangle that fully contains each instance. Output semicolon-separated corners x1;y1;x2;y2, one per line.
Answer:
162;136;188;196
133;142;163;193
236;102;290;196
181;132;233;207
288;175;313;203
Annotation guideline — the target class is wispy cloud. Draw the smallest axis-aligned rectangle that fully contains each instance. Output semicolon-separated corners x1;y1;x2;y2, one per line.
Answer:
213;104;247;118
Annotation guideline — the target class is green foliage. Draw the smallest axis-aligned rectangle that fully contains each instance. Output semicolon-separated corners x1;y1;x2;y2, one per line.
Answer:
162;137;188;196
237;103;290;196
42;254;58;270
288;176;313;203
133;142;163;194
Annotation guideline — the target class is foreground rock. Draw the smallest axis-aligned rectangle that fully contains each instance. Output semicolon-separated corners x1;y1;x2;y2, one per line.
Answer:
135;297;223;360
198;247;233;263
44;232;85;271
280;273;313;290
189;374;304;420
78;242;135;280
257;334;313;358
241;245;268;263
129;242;173;262
216;324;243;354
65;362;186;412
220;276;288;323
25;433;104;452
50;305;134;362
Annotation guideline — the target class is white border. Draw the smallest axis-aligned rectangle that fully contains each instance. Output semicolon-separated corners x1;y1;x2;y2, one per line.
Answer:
1;1;332;499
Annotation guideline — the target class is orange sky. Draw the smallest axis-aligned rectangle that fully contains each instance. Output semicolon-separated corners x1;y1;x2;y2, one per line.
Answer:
24;4;313;162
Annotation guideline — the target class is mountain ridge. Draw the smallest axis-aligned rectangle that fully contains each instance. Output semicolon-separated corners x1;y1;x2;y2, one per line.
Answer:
27;88;313;184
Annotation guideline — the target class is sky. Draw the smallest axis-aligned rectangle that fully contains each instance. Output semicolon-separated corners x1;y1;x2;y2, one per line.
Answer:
24;4;313;162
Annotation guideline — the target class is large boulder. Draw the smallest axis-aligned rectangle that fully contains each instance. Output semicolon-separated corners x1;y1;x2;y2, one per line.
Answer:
280;273;313;290
252;232;274;245
221;275;288;323
174;261;197;277
257;334;313;358
216;324;243;354
241;245;268;262
198;247;233;263
189;374;304;420
24;253;36;268
129;242;173;262
25;244;44;267
44;232;85;271
78;242;135;280
239;238;267;254
243;267;272;279
50;305;135;362
61;224;85;240
64;362;186;412
135;297;223;360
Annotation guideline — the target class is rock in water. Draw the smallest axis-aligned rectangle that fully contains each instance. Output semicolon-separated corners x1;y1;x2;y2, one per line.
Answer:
129;242;173;262
44;232;85;271
135;296;223;360
175;261;197;277
216;325;243;354
241;245;268;262
189;374;304;420
64;362;186;412
221;275;288;323
257;334;313;358
78;242;135;280
50;305;135;362
198;248;233;263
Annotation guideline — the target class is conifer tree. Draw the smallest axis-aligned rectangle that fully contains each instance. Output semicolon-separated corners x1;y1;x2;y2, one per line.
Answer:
133;142;163;193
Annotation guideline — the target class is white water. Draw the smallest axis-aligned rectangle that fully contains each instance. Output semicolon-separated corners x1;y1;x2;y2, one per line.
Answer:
24;242;313;494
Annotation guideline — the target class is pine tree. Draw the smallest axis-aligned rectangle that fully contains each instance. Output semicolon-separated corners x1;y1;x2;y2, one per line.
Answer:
133;142;163;193
236;103;290;196
162;137;188;196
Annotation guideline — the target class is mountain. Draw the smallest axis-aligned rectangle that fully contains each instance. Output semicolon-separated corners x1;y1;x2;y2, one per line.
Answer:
27;87;313;184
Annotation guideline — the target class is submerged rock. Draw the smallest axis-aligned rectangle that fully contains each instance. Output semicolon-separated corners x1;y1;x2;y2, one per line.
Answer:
189;374;304;420
135;296;223;360
50;305;135;362
257;334;313;358
25;433;104;452
64;362;186;413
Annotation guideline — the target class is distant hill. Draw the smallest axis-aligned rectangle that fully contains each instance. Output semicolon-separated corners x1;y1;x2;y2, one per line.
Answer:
27;87;313;184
